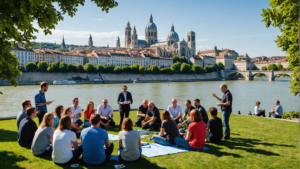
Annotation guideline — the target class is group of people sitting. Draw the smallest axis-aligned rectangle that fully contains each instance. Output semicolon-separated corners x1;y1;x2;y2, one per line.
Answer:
253;100;283;118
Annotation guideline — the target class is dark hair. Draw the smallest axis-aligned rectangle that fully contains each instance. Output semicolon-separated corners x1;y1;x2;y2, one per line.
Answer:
222;84;228;89
190;109;203;122
123;85;127;88
55;105;63;118
194;98;200;103
22;100;31;109
72;97;78;103
26;107;36;117
90;114;101;125
209;107;218;116
122;118;133;131
40;82;49;88
276;100;280;104
58;115;71;131
63;107;71;116
186;100;191;104
255;101;260;107
162;110;172;122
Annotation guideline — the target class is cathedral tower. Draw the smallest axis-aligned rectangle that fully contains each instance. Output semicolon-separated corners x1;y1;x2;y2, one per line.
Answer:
187;31;196;58
145;13;157;45
116;36;120;48
88;34;93;49
125;21;132;48
61;36;66;51
131;26;138;49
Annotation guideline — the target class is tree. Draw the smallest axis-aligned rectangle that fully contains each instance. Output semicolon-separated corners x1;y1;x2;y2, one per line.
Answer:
191;64;203;74
25;62;36;72
217;62;225;71
261;66;268;70
204;65;212;73
139;66;145;74
179;56;188;63
47;63;59;72
173;55;180;63
122;65;131;73
268;63;279;70
212;64;218;72
151;65;160;74
20;65;25;72
180;63;191;74
114;66;122;74
76;63;84;73
67;63;76;72
277;63;283;70
96;64;104;73
261;0;298;95
163;67;172;74
104;65;114;73
171;62;181;73
37;61;48;72
84;63;96;73
59;62;68;72
131;63;139;74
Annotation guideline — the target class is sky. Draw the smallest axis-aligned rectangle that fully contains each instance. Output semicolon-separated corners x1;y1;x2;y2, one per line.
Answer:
33;0;286;58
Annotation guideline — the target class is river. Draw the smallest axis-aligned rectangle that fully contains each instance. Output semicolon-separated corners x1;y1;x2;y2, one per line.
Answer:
0;77;298;117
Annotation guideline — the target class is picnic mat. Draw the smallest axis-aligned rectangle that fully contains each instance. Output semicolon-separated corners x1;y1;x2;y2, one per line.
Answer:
141;143;210;157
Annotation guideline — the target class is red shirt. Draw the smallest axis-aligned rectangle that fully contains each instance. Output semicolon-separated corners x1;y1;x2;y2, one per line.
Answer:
188;121;206;150
84;109;95;119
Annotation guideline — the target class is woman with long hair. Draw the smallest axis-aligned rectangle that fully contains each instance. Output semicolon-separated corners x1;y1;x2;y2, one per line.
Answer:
152;110;179;146
83;101;95;127
31;112;55;157
174;109;206;150
63;107;82;138
52;115;83;165
255;101;265;117
118;118;141;163
53;105;63;130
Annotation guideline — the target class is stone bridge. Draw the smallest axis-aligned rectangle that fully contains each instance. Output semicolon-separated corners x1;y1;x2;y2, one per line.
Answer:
223;70;293;81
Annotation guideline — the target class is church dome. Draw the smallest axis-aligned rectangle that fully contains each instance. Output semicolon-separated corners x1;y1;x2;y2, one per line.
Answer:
145;22;157;30
167;24;179;41
180;39;187;45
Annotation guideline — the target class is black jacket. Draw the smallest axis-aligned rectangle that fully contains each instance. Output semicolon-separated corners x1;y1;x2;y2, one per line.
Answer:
117;92;133;109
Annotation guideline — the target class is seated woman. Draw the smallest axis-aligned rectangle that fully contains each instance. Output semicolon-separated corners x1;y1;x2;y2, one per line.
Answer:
63;107;82;138
118;118;141;163
152;110;179;146
83;101;95;127
80;114;114;165
174;109;206;150
31;112;55;157
53;105;63;130
255;101;265;117
52;115;83;165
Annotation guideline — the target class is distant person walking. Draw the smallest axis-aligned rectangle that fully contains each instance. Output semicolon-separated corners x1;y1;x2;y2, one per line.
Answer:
268;100;283;118
35;82;53;124
212;84;233;140
255;102;265;117
17;100;32;129
117;85;133;125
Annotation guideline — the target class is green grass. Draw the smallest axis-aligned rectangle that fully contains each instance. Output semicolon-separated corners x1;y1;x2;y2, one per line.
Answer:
0;111;299;169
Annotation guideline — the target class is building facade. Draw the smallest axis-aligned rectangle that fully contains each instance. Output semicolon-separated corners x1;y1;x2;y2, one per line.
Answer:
11;46;35;66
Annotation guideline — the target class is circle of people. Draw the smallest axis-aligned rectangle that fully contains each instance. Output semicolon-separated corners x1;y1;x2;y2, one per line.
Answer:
16;82;283;166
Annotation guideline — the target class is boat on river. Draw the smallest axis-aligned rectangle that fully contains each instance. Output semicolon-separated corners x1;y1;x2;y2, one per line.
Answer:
53;80;76;85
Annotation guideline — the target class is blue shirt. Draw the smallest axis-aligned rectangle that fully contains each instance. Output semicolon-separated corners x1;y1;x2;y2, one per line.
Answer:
35;90;47;112
17;109;27;129
274;104;283;116
81;127;108;164
53;115;60;129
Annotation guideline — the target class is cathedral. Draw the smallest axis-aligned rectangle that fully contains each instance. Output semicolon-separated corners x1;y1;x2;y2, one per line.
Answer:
117;13;196;61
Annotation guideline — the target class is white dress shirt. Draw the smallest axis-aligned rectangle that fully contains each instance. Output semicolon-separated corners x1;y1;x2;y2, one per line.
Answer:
167;104;182;118
71;105;81;123
254;106;261;115
97;104;113;117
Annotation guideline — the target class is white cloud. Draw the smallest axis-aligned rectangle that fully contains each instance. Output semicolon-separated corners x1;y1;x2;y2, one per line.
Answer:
197;39;208;42
94;18;105;21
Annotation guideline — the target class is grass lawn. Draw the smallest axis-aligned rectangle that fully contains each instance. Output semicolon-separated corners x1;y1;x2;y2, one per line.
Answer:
0;111;299;169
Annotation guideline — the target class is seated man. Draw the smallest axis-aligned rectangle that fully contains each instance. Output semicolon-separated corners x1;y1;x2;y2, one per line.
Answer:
71;97;83;127
18;107;38;147
142;101;161;131
206;107;223;144
17;100;32;130
269;100;283;118
135;100;148;127
193;98;208;125
183;100;195;127
167;99;182;124
97;99;115;128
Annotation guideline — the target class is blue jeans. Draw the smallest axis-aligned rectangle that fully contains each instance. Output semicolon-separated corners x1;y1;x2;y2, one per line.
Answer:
222;111;231;139
152;135;172;146
84;120;91;127
174;137;195;150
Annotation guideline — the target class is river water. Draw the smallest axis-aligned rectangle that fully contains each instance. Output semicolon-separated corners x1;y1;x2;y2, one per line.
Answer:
0;77;298;117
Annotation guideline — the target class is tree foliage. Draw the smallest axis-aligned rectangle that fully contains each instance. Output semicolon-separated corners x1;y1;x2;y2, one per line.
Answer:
122;65;131;73
47;63;59;72
96;64;104;73
261;0;299;95
25;62;36;72
268;63;279;71
277;63;283;70
139;66;145;74
180;63;191;74
179;56;188;63
76;63;84;73
84;63;96;73
171;62;181;73
150;65;160;74
103;65;115;73
261;66;268;70
217;62;225;71
114;66;122;74
173;55;180;63
130;63;139;74
37;61;48;72
67;63;76;72
59;62;68;72
192;64;203;74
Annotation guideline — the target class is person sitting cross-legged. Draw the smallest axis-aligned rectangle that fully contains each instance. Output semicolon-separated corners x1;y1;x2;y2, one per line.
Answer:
205;107;223;144
17;100;32;130
167;99;183;124
254;101;265;117
53;105;63;130
80;114;114;166
83;101;95;127
63;107;82;138
31;112;55;157
269;100;283;118
18;107;38;147
152;110;179;146
135;100;148;127
141;101;162;131
174;109;206;150
97;99;115;128
118;118;142;163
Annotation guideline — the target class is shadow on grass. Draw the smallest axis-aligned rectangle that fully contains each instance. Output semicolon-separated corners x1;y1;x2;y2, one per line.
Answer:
0;129;18;142
0;151;27;169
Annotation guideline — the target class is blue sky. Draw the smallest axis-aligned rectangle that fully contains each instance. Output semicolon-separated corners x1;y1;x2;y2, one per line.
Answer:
33;0;285;57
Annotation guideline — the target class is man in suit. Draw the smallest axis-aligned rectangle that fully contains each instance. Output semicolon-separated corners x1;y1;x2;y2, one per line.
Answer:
117;85;133;125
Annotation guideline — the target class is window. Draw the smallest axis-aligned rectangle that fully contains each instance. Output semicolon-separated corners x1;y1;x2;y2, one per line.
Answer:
148;32;150;36
154;32;156;37
151;32;153;36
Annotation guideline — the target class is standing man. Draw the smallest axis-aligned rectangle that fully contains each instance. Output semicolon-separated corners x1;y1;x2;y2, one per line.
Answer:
167;99;182;124
35;82;53;124
142;101;161;131
136;100;148;127
212;84;233;140
17;100;32;129
71;97;83;127
193;99;208;125
117;85;133;125
268;100;283;118
97;99;115;128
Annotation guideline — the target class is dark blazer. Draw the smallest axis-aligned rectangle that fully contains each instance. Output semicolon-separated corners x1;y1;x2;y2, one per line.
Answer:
117;92;133;110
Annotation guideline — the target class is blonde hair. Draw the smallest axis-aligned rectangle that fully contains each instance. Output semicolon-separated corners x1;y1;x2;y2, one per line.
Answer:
85;101;94;111
40;112;54;129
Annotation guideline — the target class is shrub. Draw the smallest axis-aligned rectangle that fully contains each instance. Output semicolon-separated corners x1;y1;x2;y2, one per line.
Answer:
217;62;224;71
150;65;160;74
83;63;96;73
59;62;68;72
261;66;268;70
268;63;279;70
180;62;191;74
96;64;104;73
25;62;36;72
173;55;180;63
67;63;76;72
114;66;122;74
37;61;47;72
76;63;84;73
282;111;299;119
171;62;181;73
139;66;145;74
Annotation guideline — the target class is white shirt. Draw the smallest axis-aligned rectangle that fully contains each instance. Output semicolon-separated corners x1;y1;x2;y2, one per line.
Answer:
123;92;127;102
254;106;261;115
97;104;113;117
71;105;81;123
167;104;182;118
52;129;77;164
